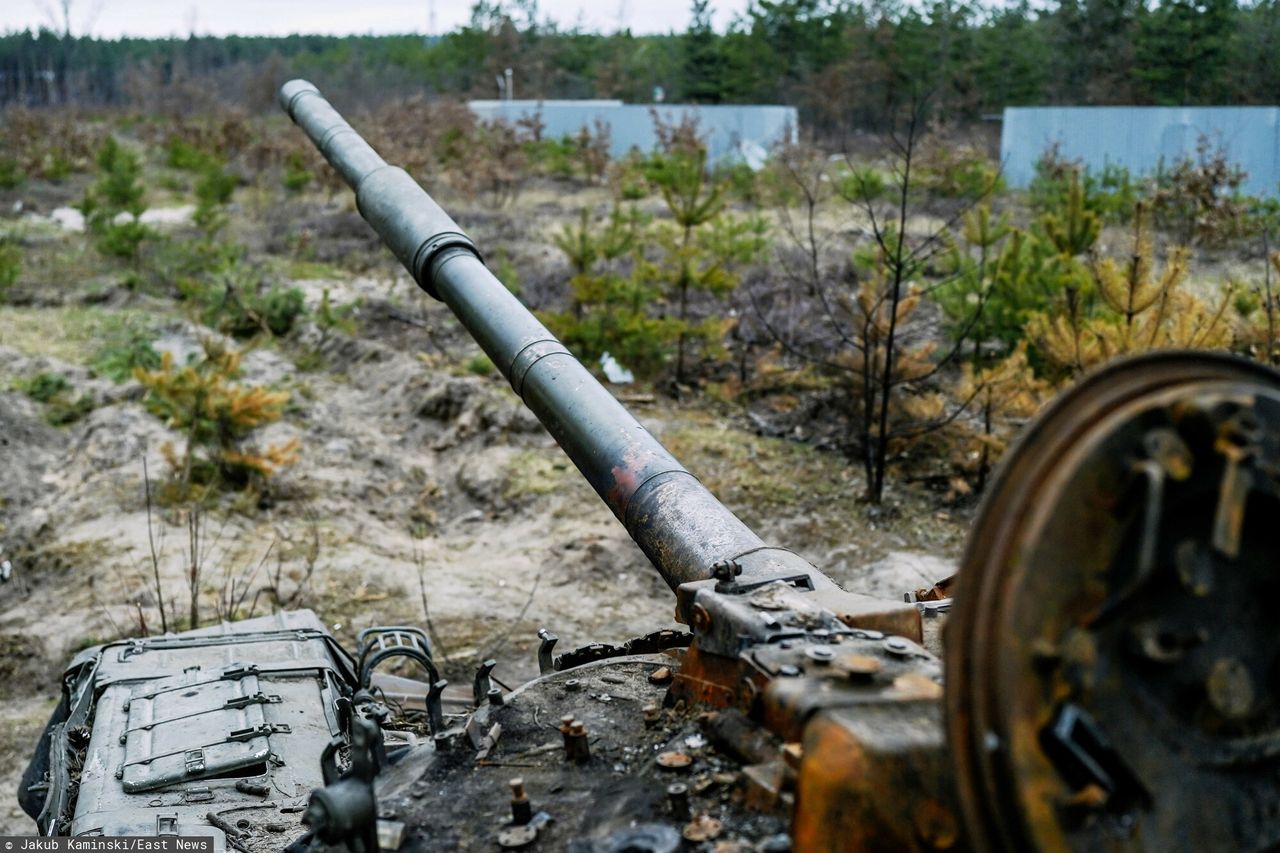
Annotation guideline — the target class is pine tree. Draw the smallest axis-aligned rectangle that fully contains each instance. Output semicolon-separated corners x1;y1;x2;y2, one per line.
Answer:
1136;0;1237;103
683;0;724;103
1040;170;1101;258
1028;206;1233;377
78;135;152;263
135;339;299;499
648;146;764;385
950;343;1046;492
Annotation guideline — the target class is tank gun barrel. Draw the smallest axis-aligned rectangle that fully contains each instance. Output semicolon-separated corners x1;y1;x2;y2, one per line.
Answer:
278;79;817;592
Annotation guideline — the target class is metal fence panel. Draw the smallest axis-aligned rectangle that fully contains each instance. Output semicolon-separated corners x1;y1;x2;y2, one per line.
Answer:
1000;106;1280;197
467;101;798;163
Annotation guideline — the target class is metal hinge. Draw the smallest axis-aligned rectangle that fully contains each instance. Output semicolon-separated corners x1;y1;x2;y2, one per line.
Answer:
222;664;260;680
118;645;146;662
225;692;282;709
228;723;291;742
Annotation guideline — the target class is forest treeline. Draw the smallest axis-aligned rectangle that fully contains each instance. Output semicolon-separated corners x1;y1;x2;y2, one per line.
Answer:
2;0;1277;133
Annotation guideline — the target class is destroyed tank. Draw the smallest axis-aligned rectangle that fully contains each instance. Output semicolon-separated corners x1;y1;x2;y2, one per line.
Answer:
18;79;1280;852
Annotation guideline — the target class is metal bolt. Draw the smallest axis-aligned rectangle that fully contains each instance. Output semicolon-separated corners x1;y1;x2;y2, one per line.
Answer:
509;778;532;826
1207;657;1255;721
883;636;912;657
1175;539;1214;597
643;703;661;728
711;559;742;581
565;721;590;763
559;714;575;733
667;782;690;819
917;599;951;618
488;686;504;706
805;645;835;664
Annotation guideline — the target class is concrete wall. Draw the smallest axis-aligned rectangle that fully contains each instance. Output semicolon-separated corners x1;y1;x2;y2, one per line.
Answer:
468;100;798;164
1000;106;1280;197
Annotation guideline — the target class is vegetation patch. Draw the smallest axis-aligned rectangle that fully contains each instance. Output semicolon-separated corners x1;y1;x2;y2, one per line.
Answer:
0;306;161;364
502;450;571;501
663;421;841;514
91;318;162;382
13;371;95;426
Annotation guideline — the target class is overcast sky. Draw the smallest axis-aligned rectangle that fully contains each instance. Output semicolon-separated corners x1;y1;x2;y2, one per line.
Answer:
1;0;751;38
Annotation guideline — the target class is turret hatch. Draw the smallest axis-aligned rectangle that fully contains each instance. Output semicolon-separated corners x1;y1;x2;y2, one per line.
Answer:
120;664;289;792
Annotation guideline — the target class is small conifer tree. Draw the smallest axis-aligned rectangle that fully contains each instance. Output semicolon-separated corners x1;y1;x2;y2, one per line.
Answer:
1041;170;1101;257
647;146;768;384
79;135;153;263
135;339;299;499
1028;205;1233;377
950;343;1047;492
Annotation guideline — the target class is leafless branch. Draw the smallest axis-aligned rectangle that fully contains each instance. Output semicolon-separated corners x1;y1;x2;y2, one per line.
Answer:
415;545;449;663
484;572;543;661
142;456;169;634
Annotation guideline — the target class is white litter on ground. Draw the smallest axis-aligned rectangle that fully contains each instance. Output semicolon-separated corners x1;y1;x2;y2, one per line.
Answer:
42;204;196;233
600;352;634;385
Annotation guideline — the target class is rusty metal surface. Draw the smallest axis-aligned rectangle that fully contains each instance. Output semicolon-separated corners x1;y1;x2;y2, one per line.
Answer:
946;351;1280;852
793;703;961;852
346;657;789;852
756;636;942;740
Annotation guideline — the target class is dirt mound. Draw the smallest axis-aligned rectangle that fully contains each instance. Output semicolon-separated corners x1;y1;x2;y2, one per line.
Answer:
0;633;57;698
0;391;62;537
262;201;384;266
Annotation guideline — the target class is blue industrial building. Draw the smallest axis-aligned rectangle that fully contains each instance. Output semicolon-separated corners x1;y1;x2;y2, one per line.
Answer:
468;100;797;167
1000;106;1280;197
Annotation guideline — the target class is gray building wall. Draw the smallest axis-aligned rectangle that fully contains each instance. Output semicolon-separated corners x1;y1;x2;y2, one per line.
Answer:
1000;106;1280;197
468;100;798;163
